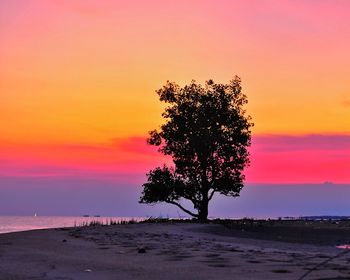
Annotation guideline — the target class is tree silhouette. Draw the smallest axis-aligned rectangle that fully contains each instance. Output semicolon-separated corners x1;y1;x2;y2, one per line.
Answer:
140;77;253;221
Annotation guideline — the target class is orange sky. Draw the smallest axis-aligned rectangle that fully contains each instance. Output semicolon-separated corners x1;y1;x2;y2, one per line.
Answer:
1;0;350;183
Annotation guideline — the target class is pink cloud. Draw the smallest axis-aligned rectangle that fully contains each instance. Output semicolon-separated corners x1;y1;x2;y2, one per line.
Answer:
112;137;160;156
0;137;168;180
252;134;350;152
1;134;349;184
246;134;350;184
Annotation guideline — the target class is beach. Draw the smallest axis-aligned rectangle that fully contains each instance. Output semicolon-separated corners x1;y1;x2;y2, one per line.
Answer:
0;221;350;280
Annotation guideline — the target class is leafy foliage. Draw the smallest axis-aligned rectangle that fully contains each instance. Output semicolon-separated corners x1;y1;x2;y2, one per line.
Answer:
140;77;253;220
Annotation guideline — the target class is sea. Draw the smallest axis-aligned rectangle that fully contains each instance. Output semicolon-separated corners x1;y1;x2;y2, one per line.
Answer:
0;216;142;234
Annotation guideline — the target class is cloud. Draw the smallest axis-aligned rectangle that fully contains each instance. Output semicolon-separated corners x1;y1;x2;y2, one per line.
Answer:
252;134;350;152
1;176;350;217
342;99;350;107
1;134;349;184
111;137;159;156
50;0;117;18
247;134;350;184
0;136;167;180
58;137;159;156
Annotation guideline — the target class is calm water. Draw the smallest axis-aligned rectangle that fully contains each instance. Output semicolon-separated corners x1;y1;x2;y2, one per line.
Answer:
0;216;143;234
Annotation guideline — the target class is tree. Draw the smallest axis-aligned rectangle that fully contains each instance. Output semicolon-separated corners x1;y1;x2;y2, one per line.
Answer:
139;77;253;221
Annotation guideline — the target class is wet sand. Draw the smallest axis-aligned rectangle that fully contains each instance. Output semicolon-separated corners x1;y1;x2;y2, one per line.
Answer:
0;222;350;280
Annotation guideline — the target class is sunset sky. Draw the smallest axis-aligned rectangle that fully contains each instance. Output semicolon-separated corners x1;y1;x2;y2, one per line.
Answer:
1;1;350;216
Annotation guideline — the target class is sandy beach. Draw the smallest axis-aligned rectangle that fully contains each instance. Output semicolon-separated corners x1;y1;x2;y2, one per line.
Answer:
0;221;350;280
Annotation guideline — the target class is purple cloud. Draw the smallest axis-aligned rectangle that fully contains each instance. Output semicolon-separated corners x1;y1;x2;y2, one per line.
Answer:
252;134;350;152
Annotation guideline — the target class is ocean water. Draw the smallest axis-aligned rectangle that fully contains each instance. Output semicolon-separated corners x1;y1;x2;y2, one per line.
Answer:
0;216;142;234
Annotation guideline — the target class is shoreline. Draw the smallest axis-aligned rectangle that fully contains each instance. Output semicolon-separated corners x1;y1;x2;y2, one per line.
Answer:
0;222;350;279
0;215;145;235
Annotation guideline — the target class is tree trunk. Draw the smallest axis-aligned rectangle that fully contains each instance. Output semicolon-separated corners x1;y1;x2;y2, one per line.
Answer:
198;199;209;222
199;166;209;222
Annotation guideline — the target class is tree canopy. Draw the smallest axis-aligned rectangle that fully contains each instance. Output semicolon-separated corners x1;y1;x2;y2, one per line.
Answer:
140;77;253;221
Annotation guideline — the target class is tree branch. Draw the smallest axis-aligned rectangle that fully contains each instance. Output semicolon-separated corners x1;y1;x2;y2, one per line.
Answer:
166;200;198;218
208;189;215;201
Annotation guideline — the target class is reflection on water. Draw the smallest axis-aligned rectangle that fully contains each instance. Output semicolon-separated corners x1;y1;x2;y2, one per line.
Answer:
0;216;142;234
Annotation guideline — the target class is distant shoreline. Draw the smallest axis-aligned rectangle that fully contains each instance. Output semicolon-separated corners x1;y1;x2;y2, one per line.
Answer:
0;216;144;234
1;215;350;235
